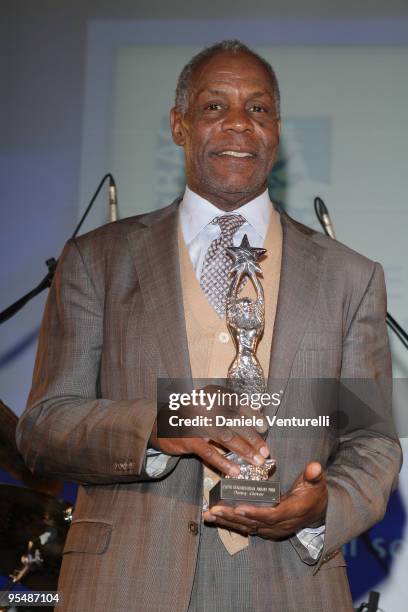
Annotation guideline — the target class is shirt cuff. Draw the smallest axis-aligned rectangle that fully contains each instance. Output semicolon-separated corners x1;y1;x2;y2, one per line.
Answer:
145;448;172;477
296;525;326;560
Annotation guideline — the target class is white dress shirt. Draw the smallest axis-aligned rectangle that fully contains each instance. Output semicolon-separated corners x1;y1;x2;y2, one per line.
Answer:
179;185;272;278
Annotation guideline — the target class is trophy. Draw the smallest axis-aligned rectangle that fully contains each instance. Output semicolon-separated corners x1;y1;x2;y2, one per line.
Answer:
209;235;280;507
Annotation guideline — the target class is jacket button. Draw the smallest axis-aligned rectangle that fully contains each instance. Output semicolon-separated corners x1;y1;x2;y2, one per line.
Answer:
188;521;199;535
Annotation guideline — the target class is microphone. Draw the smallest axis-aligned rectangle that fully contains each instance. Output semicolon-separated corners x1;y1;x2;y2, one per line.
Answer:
108;175;118;222
314;197;336;239
366;591;380;612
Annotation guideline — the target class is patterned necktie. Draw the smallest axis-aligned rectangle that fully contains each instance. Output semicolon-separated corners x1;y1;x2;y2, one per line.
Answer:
199;214;246;318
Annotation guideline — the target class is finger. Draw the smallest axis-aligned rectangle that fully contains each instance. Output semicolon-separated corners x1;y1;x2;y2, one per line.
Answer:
235;479;326;530
229;425;270;457
214;428;269;467
303;461;323;483
256;522;297;539
203;512;254;535
204;507;312;539
233;507;312;537
236;404;268;434
234;503;282;524
192;439;241;477
289;461;324;492
207;506;260;530
233;497;308;526
200;385;270;460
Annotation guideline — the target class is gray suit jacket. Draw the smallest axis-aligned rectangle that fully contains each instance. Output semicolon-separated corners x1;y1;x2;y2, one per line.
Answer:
16;199;402;611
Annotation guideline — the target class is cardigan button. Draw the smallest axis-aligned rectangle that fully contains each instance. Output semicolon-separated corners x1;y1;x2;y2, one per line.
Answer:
218;332;229;344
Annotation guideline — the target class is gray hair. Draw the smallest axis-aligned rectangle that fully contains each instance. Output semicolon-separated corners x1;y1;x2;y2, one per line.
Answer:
175;40;280;117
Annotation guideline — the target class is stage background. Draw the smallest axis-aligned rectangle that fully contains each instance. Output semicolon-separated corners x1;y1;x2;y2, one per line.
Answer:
1;2;408;608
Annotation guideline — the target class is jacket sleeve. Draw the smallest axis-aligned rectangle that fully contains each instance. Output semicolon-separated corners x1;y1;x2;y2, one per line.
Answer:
315;262;402;570
16;238;179;485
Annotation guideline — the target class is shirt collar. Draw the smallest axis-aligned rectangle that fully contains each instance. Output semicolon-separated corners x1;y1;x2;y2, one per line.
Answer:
179;185;272;245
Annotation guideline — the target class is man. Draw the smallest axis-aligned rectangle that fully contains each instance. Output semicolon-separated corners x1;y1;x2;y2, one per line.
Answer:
16;41;401;611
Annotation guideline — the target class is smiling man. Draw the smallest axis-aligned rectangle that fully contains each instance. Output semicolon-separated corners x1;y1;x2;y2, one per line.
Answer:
170;48;280;211
16;41;401;612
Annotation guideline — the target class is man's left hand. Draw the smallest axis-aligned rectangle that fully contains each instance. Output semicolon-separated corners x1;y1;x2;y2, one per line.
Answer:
203;461;328;539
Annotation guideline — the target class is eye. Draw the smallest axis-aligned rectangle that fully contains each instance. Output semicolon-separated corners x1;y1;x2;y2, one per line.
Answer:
205;102;223;111
249;104;266;113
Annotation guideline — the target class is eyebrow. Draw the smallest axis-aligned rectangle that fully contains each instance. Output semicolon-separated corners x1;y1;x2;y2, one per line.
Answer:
198;88;273;98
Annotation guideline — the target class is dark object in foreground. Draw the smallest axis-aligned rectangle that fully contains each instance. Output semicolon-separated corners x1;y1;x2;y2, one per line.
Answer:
0;399;62;497
0;484;71;592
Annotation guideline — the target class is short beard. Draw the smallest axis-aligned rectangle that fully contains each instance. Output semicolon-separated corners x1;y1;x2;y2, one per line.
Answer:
192;172;267;210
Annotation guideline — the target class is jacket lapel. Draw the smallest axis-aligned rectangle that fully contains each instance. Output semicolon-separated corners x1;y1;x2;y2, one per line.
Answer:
126;200;192;381
266;213;325;412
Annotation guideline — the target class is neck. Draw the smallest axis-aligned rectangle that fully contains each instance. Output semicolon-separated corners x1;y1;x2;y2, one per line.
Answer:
187;184;267;211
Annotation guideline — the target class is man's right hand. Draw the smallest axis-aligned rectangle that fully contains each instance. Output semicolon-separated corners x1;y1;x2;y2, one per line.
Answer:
149;386;270;477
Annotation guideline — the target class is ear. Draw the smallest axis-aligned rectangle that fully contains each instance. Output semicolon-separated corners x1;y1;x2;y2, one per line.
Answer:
170;107;186;146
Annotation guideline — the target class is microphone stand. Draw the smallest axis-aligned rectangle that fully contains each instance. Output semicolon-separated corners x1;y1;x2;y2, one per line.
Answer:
0;173;116;325
355;590;381;612
314;197;408;349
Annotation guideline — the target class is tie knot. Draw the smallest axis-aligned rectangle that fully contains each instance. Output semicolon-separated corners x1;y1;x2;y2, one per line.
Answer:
211;214;246;237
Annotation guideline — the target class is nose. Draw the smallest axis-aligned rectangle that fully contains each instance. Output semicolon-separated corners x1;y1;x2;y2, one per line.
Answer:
221;106;253;133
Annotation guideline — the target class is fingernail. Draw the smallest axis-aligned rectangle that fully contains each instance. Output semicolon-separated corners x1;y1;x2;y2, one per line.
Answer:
260;446;270;458
230;466;241;477
212;509;223;517
237;511;246;516
254;454;264;465
205;514;216;522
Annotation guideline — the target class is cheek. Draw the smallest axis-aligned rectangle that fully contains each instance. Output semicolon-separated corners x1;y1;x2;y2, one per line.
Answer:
191;120;219;149
183;135;203;166
266;134;280;152
189;134;213;164
259;125;280;148
260;133;280;165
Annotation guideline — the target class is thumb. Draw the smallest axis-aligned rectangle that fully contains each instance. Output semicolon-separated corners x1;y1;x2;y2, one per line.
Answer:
303;461;323;483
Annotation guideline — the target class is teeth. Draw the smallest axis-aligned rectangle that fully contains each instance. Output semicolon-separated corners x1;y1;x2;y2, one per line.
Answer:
218;151;253;158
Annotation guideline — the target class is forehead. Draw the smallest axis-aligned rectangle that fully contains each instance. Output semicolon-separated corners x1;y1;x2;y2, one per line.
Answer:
190;51;275;96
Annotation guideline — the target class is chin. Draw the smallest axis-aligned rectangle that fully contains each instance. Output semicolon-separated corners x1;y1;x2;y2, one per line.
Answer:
207;175;258;193
215;183;262;200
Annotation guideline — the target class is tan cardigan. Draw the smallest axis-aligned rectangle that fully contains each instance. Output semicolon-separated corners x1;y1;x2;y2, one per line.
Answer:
178;209;283;553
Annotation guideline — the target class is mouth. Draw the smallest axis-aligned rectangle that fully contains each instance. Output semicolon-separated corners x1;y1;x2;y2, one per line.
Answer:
215;150;255;159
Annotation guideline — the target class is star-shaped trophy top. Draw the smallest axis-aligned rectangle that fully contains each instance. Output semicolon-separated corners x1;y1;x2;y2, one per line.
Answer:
226;234;267;277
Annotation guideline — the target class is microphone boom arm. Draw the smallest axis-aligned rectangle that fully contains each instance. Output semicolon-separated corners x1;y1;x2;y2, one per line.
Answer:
314;197;408;349
0;173;116;325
